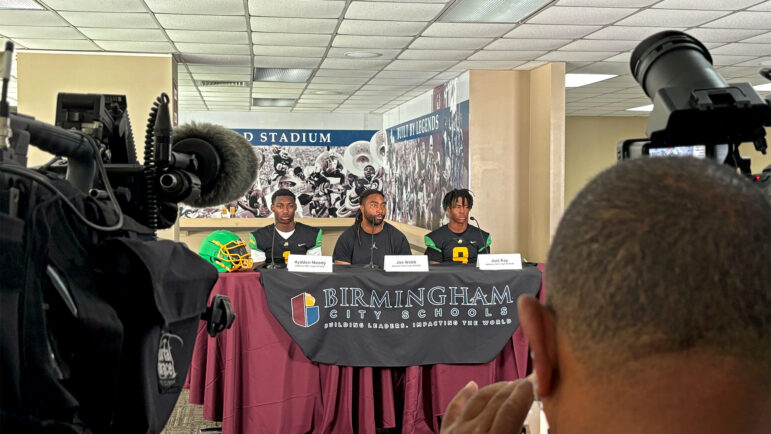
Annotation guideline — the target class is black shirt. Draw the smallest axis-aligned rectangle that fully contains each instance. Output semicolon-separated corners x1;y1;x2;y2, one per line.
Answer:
333;222;411;266
424;225;491;264
249;222;322;265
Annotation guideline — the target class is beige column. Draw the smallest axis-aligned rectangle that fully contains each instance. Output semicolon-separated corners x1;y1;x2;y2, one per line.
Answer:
468;64;565;263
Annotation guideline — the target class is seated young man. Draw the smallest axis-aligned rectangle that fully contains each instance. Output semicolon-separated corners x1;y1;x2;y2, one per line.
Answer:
424;189;491;264
441;157;771;434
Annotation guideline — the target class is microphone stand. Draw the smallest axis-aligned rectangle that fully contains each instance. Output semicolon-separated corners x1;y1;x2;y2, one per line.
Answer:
364;214;379;269
469;216;487;258
264;223;281;269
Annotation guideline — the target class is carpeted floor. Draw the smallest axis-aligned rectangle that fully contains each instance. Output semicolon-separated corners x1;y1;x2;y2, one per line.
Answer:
160;389;222;434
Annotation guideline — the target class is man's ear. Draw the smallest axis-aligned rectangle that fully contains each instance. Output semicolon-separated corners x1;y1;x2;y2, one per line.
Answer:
518;294;559;399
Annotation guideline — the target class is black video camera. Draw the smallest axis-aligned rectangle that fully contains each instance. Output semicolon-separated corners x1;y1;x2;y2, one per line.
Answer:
617;31;771;192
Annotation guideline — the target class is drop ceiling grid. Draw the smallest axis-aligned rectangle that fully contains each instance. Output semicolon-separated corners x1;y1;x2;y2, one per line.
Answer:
0;0;766;115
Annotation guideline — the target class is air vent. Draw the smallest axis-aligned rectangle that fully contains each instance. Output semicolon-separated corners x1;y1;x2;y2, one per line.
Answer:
252;98;296;107
254;68;313;83
196;80;250;88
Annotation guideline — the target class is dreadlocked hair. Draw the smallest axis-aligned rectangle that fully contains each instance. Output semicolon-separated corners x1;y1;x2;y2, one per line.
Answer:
442;189;474;210
356;189;385;246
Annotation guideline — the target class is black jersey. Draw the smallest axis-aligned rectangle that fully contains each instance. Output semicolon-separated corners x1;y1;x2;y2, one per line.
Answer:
424;225;491;264
249;222;322;265
333;222;411;266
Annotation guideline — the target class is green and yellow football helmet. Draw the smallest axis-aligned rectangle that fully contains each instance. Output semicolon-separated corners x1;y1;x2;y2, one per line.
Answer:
198;230;253;272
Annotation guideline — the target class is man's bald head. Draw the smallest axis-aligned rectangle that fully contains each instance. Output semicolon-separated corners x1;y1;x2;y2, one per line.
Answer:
546;157;770;372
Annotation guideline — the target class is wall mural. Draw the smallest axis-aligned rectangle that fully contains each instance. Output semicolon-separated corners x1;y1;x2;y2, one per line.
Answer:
181;79;469;231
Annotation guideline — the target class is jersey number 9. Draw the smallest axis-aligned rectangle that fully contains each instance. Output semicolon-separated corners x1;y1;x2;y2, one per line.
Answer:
452;246;469;264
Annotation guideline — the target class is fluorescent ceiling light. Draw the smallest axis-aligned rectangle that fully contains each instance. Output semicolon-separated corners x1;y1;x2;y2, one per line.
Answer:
627;104;653;112
753;83;771;91
253;98;295;107
344;51;382;58
0;0;43;9
565;73;617;88
440;0;552;23
254;68;312;83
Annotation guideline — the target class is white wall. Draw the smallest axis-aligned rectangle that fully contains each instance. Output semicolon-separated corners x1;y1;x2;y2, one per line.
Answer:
179;110;382;130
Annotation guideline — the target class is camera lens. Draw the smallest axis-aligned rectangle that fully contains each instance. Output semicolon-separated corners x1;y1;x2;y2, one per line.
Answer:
630;30;727;99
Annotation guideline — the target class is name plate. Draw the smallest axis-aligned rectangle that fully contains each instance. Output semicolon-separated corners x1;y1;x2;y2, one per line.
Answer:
477;254;522;270
384;255;429;272
287;255;333;273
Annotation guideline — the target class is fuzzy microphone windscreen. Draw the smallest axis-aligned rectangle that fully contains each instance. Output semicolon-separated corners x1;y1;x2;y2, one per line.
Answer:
172;122;257;208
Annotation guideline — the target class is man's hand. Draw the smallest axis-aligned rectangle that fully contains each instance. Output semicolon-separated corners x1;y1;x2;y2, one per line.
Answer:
440;379;534;434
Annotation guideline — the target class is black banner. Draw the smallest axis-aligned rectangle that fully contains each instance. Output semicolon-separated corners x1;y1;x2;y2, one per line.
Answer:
261;264;542;367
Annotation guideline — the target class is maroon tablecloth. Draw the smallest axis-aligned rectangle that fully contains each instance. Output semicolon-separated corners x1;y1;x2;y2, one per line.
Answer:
187;264;545;434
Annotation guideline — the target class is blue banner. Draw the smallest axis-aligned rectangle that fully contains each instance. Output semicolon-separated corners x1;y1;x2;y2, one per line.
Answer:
233;129;378;147
385;100;469;142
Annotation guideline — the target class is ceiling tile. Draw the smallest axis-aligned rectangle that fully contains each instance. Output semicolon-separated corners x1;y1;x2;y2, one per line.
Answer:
710;54;760;65
486;38;570;50
385;59;459;70
146;0;245;14
748;1;771;10
178;53;251;65
156;14;247;31
332;35;412;49
311;76;370;85
504;24;601;39
252;32;331;47
556;0;657;5
248;0;344;18
514;60;549;70
345;2;444;21
166;30;248;44
585;26;685;40
703;11;771;29
398;49;474;60
368;77;427;85
409;37;492;50
42;0;147;12
321;58;391;69
602;52;631;62
376;70;437;79
250;17;338;34
192;73;251;81
59;12;157;28
539;51;619;61
187;65;251;74
94;40;174;52
327;47;402;59
527;7;638;25
176;43;250;54
616;9;731;27
710;43;771;56
253;56;321;68
570;62;631;74
469;50;546;61
433;71;461;80
559;39;638;51
0;26;84;39
12;39;99;50
338;19;427;36
79;28;167;41
653;0;763;10
450;60;526;70
0;10;67;26
315;69;378;78
740;32;771;43
198;87;251;94
253;45;327;57
422;23;514;38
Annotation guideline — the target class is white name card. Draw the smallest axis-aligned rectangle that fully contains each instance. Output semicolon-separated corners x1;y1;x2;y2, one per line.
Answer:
384;255;429;272
477;254;522;270
287;255;333;273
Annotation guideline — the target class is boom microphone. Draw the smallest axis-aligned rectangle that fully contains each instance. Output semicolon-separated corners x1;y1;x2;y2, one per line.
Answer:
172;122;258;208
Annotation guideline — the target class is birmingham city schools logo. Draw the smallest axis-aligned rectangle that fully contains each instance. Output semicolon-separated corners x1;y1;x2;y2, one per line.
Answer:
291;292;320;327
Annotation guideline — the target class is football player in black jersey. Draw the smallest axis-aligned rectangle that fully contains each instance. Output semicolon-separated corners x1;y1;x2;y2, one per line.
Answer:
249;188;322;268
424;189;491;264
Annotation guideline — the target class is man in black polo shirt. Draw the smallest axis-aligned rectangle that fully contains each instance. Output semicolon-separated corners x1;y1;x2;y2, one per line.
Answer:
333;189;411;267
424;189;491;264
249;188;322;268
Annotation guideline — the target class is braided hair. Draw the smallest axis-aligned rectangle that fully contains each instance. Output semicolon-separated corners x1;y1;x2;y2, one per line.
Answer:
442;189;474;211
